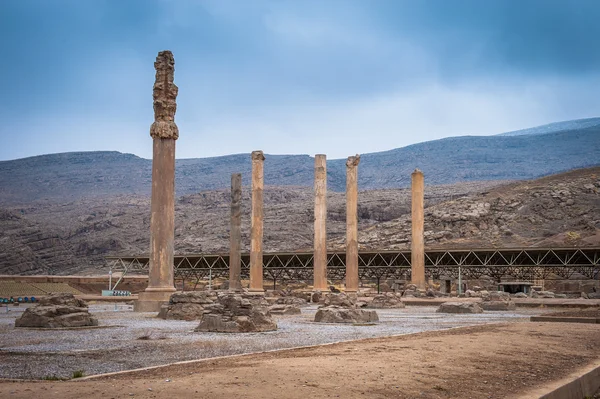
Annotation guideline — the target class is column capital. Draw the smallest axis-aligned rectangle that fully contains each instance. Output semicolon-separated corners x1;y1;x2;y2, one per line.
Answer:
150;50;179;140
251;150;265;161
346;154;361;168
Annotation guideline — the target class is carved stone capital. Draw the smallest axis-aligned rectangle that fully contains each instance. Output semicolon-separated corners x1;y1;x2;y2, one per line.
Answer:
150;121;179;140
251;150;265;161
150;50;179;140
346;154;361;168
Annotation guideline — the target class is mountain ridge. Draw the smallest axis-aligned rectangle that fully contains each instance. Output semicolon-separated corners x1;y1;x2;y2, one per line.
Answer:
497;117;600;137
0;118;599;204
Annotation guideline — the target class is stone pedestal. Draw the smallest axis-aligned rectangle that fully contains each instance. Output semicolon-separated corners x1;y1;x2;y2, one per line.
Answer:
195;292;277;333
249;151;265;292
229;173;242;291
314;154;328;291
134;291;174;312
314;293;378;323
135;50;178;311
411;169;426;290
15;293;98;328
345;155;360;292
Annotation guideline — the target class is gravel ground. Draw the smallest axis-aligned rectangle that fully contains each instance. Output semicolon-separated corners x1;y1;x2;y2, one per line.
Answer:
0;303;545;380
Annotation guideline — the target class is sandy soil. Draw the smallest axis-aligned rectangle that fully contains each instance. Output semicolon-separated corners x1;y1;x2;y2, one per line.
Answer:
1;322;598;399
0;304;540;379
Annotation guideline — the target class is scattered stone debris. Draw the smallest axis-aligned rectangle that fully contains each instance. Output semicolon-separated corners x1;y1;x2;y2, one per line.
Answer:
314;293;379;323
274;296;307;306
481;291;516;311
425;288;446;298
466;289;490;298
269;304;302;315
158;291;217;321
15;293;98;328
366;293;406;309
436;302;483;314
195;292;277;333
402;284;421;297
401;284;444;298
532;291;556;299
311;291;322;303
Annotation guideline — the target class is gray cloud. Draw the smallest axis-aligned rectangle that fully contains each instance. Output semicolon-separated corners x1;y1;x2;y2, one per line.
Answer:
0;0;598;161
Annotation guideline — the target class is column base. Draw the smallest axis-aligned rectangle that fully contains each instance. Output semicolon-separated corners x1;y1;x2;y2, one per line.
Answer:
133;290;175;313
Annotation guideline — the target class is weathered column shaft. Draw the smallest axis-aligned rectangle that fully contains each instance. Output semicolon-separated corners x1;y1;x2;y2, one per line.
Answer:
345;155;360;292
411;169;426;290
313;154;328;291
229;173;242;291
135;50;179;312
146;51;179;292
249;151;265;292
148;138;176;291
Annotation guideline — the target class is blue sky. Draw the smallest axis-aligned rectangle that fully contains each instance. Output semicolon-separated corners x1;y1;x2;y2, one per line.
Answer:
1;0;599;161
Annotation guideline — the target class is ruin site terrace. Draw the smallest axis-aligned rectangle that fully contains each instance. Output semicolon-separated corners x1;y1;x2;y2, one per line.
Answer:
0;49;599;399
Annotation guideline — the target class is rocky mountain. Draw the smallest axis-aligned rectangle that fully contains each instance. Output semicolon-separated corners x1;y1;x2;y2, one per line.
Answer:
0;167;598;275
498;117;600;137
332;167;600;251
0;180;500;275
0;118;599;204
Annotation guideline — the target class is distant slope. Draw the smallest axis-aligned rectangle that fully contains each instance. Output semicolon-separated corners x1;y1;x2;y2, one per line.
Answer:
0;168;598;275
0;120;599;204
498;117;600;136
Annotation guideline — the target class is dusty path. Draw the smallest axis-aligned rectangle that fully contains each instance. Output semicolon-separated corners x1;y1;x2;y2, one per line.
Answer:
1;322;599;399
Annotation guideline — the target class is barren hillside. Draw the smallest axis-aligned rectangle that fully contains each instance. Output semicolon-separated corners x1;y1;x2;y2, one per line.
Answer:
336;167;600;250
0;167;598;275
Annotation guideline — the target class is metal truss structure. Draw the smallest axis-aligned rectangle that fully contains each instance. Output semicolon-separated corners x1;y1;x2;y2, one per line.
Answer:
107;247;600;287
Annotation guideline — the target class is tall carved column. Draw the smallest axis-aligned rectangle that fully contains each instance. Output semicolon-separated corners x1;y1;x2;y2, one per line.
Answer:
411;169;426;290
313;154;328;291
229;173;242;291
345;155;360;292
249;151;265;292
135;50;179;312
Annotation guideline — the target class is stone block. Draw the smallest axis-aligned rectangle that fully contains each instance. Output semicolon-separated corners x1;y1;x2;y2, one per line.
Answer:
367;293;406;309
269;304;302;315
15;293;98;328
314;307;379;323
194;292;277;333
436;302;483;314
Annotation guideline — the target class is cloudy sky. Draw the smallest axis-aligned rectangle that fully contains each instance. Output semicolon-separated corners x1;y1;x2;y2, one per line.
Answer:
1;0;599;161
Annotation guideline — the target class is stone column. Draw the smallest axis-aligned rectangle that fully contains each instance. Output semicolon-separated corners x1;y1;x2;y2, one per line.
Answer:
345;155;360;292
249;151;265;292
135;50;179;312
313;154;328;291
229;173;242;291
411;169;426;290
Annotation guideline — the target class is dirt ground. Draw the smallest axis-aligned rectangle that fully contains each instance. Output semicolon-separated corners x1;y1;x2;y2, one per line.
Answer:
1;322;598;399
